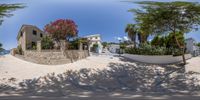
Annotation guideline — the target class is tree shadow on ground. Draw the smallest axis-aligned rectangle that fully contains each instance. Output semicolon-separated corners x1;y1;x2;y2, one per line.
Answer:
7;64;200;95
0;60;200;99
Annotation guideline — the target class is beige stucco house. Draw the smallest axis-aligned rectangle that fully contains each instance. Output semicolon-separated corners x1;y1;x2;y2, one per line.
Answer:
85;34;103;53
17;25;46;52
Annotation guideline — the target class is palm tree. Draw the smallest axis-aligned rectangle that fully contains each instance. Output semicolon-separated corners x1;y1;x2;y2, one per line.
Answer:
137;29;149;44
125;24;137;47
0;4;24;25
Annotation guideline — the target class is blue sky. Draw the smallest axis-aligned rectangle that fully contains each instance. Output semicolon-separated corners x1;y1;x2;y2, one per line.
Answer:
0;0;200;49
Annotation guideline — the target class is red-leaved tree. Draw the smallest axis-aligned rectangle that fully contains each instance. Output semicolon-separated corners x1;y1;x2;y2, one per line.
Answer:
44;19;78;41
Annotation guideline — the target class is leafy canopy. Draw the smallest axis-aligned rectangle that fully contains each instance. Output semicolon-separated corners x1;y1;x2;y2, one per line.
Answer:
102;42;108;48
151;32;184;48
125;24;137;42
0;4;25;25
130;1;200;35
197;43;200;47
44;19;78;41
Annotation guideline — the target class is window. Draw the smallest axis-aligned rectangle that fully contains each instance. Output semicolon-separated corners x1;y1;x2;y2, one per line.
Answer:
33;30;37;35
40;33;43;38
20;31;23;37
95;37;98;39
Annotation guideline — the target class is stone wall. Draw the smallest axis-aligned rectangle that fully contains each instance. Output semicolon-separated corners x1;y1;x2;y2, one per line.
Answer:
64;50;89;62
24;50;89;65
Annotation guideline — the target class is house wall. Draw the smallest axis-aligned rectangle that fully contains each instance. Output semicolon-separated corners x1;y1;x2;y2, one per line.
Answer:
186;39;194;53
17;26;46;51
186;38;200;56
108;44;120;53
25;27;45;49
18;31;26;52
86;35;103;53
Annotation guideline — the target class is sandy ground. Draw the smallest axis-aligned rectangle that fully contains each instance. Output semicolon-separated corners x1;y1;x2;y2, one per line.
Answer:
185;56;200;73
0;54;199;82
0;54;200;100
0;54;130;82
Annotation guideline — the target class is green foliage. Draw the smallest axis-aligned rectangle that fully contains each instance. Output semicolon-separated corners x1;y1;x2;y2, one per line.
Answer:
0;4;25;25
137;30;149;44
91;43;98;53
131;1;200;35
151;32;185;48
32;45;37;50
17;45;23;55
93;43;98;48
120;42;127;50
102;42;108;48
151;35;162;46
41;36;54;49
130;1;200;49
125;24;137;44
68;40;79;50
125;43;182;56
68;38;88;50
197;43;200;47
0;42;3;52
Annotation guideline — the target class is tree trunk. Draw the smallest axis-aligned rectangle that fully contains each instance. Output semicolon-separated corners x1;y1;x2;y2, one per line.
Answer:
133;35;137;48
174;32;186;65
182;51;186;65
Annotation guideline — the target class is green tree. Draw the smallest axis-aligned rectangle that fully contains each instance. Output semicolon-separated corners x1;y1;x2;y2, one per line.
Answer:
151;35;161;46
151;32;184;48
166;32;185;48
125;24;137;47
131;1;200;65
68;38;88;50
44;19;78;42
92;43;98;52
0;4;24;25
197;43;200;47
102;42;108;49
41;36;54;49
0;42;4;52
137;29;149;44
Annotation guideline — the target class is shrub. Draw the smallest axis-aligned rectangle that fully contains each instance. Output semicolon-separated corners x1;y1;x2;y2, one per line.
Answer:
17;45;23;55
125;43;182;56
93;43;98;48
32;45;37;50
92;43;98;52
41;36;54;50
12;48;18;55
68;42;78;50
